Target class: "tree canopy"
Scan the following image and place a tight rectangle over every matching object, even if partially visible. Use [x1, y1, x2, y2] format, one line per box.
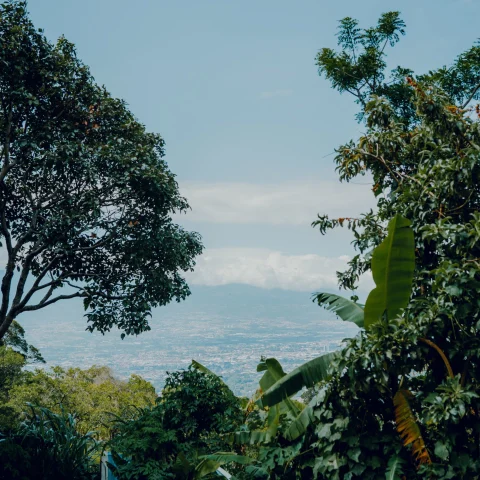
[0, 0, 203, 341]
[3, 365, 157, 438]
[308, 12, 480, 479]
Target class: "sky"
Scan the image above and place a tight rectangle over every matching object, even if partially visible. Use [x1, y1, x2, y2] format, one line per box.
[25, 0, 480, 295]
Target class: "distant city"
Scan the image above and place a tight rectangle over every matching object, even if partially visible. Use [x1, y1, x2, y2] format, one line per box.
[22, 284, 359, 397]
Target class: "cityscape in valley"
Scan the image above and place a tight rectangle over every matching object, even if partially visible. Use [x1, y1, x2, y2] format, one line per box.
[23, 285, 359, 396]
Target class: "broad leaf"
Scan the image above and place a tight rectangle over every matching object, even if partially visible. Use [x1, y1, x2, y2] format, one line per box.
[284, 401, 315, 441]
[257, 353, 335, 408]
[364, 214, 415, 328]
[191, 359, 227, 386]
[257, 358, 300, 417]
[244, 465, 269, 479]
[284, 388, 329, 441]
[314, 292, 364, 328]
[228, 430, 272, 445]
[195, 453, 253, 478]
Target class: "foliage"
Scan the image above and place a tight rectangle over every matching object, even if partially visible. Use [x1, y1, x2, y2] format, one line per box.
[363, 214, 414, 328]
[0, 0, 203, 341]
[212, 214, 415, 477]
[0, 404, 99, 480]
[252, 214, 413, 441]
[1, 320, 44, 364]
[307, 11, 480, 480]
[108, 365, 243, 480]
[0, 345, 26, 429]
[5, 365, 156, 438]
[315, 11, 480, 125]
[312, 293, 364, 327]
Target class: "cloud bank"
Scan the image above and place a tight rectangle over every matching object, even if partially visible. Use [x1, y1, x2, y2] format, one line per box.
[179, 181, 374, 226]
[186, 247, 373, 293]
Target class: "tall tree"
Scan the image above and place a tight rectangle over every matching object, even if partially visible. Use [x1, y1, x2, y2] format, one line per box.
[0, 1, 203, 340]
[305, 12, 480, 479]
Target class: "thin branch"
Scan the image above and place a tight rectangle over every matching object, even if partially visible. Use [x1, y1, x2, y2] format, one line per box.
[22, 292, 84, 312]
[355, 148, 436, 199]
[0, 107, 14, 182]
[15, 254, 64, 311]
[462, 81, 480, 109]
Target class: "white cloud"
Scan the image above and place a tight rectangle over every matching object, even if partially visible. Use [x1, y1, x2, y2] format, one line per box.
[260, 89, 293, 99]
[186, 247, 373, 292]
[178, 181, 375, 226]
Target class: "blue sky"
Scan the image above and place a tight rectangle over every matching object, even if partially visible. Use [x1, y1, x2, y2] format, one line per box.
[27, 0, 480, 294]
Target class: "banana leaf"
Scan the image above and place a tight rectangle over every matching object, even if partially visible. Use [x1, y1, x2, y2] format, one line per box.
[364, 214, 415, 328]
[313, 292, 364, 328]
[195, 453, 253, 479]
[257, 352, 335, 409]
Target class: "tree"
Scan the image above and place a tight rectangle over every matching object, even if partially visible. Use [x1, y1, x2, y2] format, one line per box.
[316, 11, 480, 126]
[108, 364, 243, 479]
[309, 12, 480, 479]
[1, 320, 44, 363]
[0, 0, 203, 341]
[5, 364, 157, 438]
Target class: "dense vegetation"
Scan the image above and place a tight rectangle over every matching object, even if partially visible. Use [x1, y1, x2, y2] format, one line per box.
[1, 3, 480, 480]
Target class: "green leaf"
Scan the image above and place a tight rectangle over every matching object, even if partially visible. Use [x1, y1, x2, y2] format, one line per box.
[385, 455, 404, 480]
[434, 441, 449, 461]
[313, 292, 364, 328]
[266, 404, 280, 438]
[195, 453, 253, 478]
[257, 358, 300, 417]
[284, 400, 315, 441]
[364, 214, 415, 328]
[244, 465, 269, 479]
[257, 353, 335, 409]
[228, 430, 272, 445]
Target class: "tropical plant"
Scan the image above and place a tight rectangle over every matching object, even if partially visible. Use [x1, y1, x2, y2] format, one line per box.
[0, 0, 202, 342]
[0, 404, 99, 480]
[207, 214, 418, 478]
[108, 364, 243, 480]
[255, 214, 414, 430]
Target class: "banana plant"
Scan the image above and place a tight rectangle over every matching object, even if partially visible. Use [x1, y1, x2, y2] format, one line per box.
[256, 214, 415, 438]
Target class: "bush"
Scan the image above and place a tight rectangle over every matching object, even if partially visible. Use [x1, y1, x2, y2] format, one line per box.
[108, 365, 243, 480]
[0, 405, 99, 480]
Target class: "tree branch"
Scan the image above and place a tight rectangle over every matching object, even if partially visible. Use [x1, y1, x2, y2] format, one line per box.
[0, 107, 14, 182]
[462, 80, 480, 109]
[21, 292, 84, 312]
[15, 253, 64, 311]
